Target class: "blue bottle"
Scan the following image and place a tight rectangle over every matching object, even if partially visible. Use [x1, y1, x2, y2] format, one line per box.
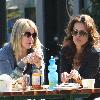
[48, 56, 58, 90]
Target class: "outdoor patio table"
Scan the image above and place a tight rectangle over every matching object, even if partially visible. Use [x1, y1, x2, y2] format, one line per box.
[0, 86, 100, 100]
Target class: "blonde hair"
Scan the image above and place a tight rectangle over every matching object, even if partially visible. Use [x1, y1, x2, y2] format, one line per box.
[10, 18, 42, 61]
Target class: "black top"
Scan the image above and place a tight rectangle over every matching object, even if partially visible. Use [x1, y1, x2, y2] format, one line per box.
[60, 45, 100, 79]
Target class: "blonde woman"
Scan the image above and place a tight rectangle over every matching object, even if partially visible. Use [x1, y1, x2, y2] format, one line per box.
[0, 18, 45, 84]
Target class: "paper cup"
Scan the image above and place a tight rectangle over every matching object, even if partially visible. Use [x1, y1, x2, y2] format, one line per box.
[82, 79, 95, 89]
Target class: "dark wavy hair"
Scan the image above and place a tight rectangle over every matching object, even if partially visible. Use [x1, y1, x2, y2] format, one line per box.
[66, 14, 100, 47]
[63, 14, 100, 65]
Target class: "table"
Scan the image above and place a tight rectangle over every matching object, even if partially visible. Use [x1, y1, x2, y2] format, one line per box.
[0, 87, 100, 100]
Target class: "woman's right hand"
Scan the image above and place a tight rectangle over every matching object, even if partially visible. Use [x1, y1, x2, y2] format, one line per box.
[61, 72, 71, 83]
[21, 52, 42, 68]
[21, 53, 33, 64]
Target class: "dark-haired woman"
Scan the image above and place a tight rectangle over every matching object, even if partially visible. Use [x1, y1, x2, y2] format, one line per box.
[60, 14, 100, 84]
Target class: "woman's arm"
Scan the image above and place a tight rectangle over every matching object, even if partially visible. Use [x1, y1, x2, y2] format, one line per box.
[79, 51, 99, 79]
[11, 51, 45, 80]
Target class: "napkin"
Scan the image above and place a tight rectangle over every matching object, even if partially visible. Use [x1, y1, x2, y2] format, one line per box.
[0, 74, 12, 92]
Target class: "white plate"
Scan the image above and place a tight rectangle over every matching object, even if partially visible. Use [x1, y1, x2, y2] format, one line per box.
[54, 83, 81, 90]
[42, 85, 49, 89]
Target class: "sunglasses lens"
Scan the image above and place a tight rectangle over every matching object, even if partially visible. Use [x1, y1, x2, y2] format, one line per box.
[72, 30, 78, 35]
[24, 32, 37, 38]
[79, 30, 88, 36]
[32, 32, 37, 38]
[24, 32, 31, 37]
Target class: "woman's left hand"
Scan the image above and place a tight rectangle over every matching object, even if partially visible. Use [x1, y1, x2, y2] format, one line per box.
[70, 69, 82, 85]
[70, 69, 80, 80]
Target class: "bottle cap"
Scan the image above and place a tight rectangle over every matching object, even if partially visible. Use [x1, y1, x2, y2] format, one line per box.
[49, 56, 55, 64]
[48, 56, 57, 71]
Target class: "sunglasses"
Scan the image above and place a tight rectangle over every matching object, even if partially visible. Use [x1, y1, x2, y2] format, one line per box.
[23, 32, 37, 38]
[71, 29, 88, 36]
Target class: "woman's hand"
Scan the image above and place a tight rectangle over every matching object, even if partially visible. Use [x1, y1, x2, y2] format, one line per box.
[61, 72, 71, 83]
[21, 51, 42, 68]
[70, 69, 79, 80]
[31, 51, 42, 68]
[70, 69, 82, 85]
